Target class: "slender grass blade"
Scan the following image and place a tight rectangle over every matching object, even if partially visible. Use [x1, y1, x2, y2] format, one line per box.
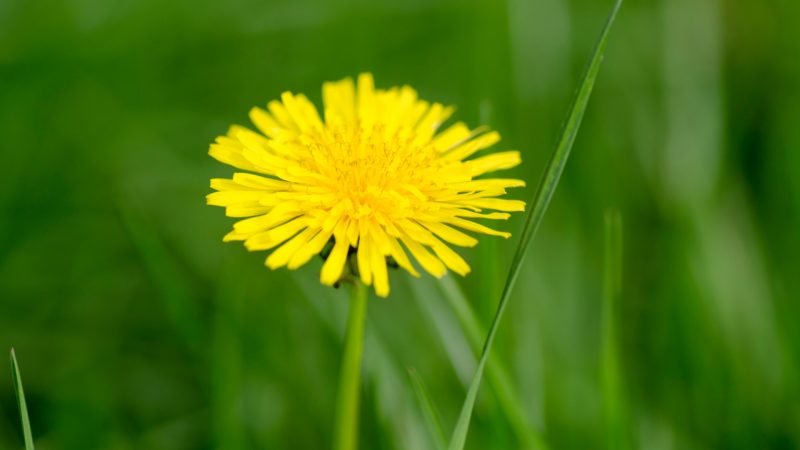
[409, 368, 448, 450]
[438, 277, 546, 450]
[447, 2, 624, 449]
[603, 208, 629, 449]
[10, 349, 35, 450]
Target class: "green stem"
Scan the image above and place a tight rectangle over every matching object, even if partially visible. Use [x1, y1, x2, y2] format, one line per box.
[333, 280, 369, 450]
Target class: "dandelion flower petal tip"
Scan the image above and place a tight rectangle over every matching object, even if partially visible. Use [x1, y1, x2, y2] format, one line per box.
[206, 73, 526, 298]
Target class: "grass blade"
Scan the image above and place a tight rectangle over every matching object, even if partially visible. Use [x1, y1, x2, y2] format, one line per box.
[10, 349, 35, 450]
[602, 209, 628, 449]
[408, 368, 448, 450]
[447, 2, 624, 449]
[438, 277, 546, 450]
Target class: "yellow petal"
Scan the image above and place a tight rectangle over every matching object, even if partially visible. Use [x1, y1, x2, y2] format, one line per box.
[346, 219, 360, 247]
[414, 103, 454, 144]
[226, 205, 271, 218]
[281, 92, 319, 133]
[447, 178, 526, 191]
[371, 222, 419, 277]
[384, 85, 419, 130]
[357, 232, 373, 286]
[431, 241, 471, 276]
[440, 131, 501, 163]
[266, 227, 316, 269]
[323, 77, 356, 122]
[443, 216, 511, 239]
[208, 143, 261, 173]
[320, 229, 350, 286]
[223, 229, 256, 242]
[368, 223, 392, 255]
[433, 122, 472, 151]
[245, 217, 307, 251]
[232, 173, 288, 190]
[401, 234, 446, 278]
[249, 107, 283, 138]
[371, 239, 390, 297]
[458, 198, 526, 212]
[267, 99, 298, 131]
[420, 221, 478, 247]
[397, 219, 437, 246]
[233, 203, 299, 234]
[206, 190, 266, 207]
[465, 151, 521, 176]
[210, 178, 254, 191]
[288, 227, 333, 269]
[450, 210, 511, 220]
[357, 73, 376, 121]
[386, 234, 419, 277]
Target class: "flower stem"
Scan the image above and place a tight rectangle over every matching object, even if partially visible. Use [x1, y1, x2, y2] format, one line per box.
[333, 280, 369, 450]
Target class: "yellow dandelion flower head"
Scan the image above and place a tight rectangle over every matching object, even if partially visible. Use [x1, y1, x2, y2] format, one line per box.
[207, 73, 525, 297]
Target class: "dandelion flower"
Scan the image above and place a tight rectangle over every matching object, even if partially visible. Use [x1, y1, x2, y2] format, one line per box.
[207, 73, 525, 297]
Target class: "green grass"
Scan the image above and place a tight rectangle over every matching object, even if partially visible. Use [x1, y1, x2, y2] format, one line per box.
[1, 0, 799, 448]
[409, 368, 448, 450]
[602, 209, 628, 450]
[10, 349, 35, 450]
[448, 1, 623, 448]
[437, 276, 545, 449]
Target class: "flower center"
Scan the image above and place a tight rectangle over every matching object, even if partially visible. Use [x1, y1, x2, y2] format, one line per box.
[301, 122, 439, 221]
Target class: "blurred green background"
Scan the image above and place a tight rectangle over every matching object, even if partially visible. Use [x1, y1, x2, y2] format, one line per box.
[1, 0, 799, 448]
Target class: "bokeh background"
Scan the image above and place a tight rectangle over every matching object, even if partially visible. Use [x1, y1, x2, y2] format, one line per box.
[2, 0, 799, 448]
